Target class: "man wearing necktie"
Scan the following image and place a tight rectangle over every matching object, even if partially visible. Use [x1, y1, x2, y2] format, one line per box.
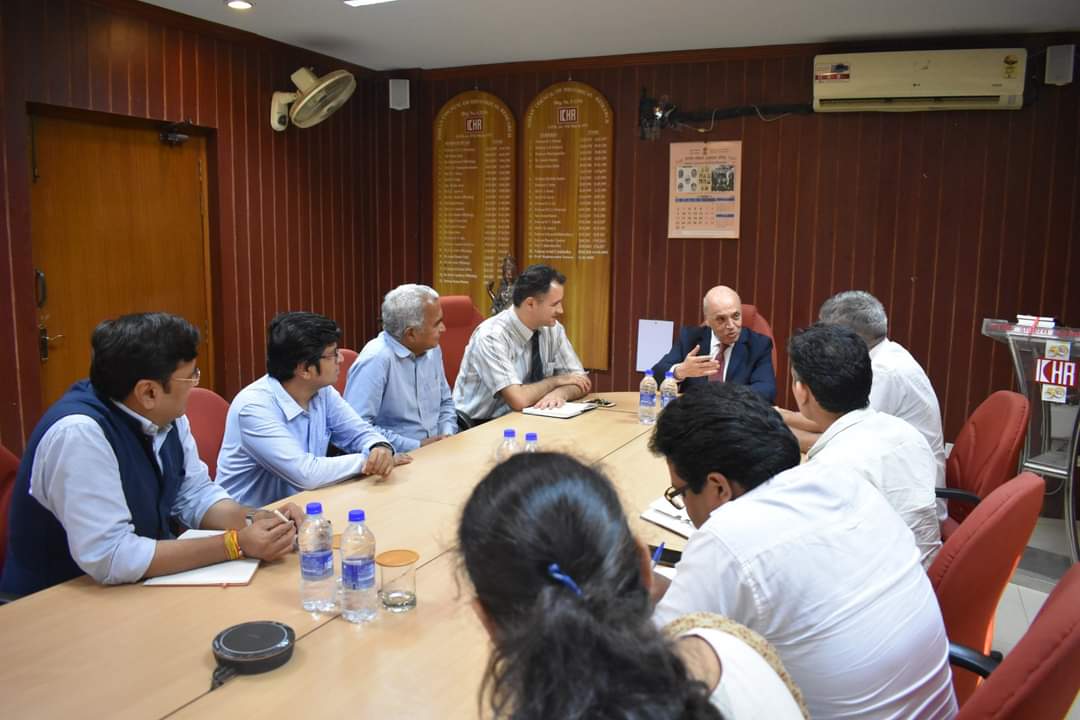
[650, 286, 777, 402]
[453, 264, 591, 427]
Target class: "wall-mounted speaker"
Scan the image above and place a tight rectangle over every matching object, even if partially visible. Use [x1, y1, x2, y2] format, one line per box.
[389, 79, 410, 111]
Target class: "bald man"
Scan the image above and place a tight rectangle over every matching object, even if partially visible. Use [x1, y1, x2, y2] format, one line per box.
[650, 286, 776, 402]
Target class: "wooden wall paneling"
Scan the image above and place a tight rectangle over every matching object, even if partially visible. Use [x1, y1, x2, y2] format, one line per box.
[1045, 88, 1078, 322]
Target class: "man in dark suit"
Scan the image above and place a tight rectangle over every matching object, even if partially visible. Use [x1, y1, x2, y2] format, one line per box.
[651, 285, 776, 402]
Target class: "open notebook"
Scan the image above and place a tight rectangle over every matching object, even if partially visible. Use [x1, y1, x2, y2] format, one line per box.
[143, 529, 260, 587]
[640, 497, 695, 539]
[522, 401, 598, 419]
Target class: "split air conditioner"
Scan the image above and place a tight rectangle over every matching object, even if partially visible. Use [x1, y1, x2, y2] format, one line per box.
[813, 49, 1027, 112]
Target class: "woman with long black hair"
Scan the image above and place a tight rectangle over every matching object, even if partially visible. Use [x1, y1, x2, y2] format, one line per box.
[458, 452, 806, 720]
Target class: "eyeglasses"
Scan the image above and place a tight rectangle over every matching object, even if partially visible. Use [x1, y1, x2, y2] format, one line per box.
[172, 367, 201, 387]
[319, 348, 343, 363]
[664, 484, 687, 510]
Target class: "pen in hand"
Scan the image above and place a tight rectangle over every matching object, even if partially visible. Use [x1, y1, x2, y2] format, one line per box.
[651, 542, 665, 569]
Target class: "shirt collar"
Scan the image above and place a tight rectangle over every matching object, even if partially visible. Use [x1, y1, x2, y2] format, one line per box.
[111, 399, 170, 436]
[807, 406, 876, 459]
[382, 331, 415, 359]
[265, 375, 307, 421]
[506, 308, 534, 346]
[867, 337, 890, 359]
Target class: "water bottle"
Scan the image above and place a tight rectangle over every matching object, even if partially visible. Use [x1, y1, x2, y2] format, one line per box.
[298, 502, 336, 612]
[660, 370, 679, 410]
[639, 370, 658, 425]
[494, 428, 522, 461]
[523, 432, 540, 453]
[340, 509, 378, 624]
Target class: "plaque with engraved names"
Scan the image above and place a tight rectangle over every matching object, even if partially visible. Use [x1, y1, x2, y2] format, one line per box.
[523, 81, 613, 370]
[433, 91, 515, 315]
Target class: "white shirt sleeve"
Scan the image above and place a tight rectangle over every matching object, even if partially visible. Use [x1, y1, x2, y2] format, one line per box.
[29, 416, 157, 585]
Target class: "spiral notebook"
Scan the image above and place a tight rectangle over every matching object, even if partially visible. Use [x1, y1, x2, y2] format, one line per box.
[143, 529, 260, 587]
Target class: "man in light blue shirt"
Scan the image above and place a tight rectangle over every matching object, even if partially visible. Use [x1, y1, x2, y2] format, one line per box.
[344, 284, 457, 452]
[217, 312, 407, 507]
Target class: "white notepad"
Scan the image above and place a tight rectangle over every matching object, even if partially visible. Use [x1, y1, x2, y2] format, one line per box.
[640, 497, 695, 539]
[143, 529, 260, 587]
[522, 401, 598, 419]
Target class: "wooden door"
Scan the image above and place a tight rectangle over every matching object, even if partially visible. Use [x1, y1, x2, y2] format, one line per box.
[30, 114, 214, 408]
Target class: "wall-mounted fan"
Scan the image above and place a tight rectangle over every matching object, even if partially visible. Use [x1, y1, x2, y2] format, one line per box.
[270, 67, 356, 131]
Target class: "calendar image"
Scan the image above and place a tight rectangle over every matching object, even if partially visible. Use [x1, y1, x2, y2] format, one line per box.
[668, 142, 742, 239]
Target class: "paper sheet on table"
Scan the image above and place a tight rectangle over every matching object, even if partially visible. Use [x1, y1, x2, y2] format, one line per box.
[640, 497, 694, 539]
[143, 529, 260, 586]
[522, 401, 597, 419]
[636, 319, 674, 371]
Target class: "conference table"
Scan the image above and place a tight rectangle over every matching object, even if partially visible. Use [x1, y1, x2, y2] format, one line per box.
[0, 392, 683, 719]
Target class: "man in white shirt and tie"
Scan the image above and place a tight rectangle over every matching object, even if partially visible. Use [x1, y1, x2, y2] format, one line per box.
[650, 285, 776, 402]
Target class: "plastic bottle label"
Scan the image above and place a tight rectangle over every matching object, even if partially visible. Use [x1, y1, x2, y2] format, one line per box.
[300, 549, 333, 580]
[639, 391, 656, 407]
[342, 557, 376, 590]
[661, 392, 676, 409]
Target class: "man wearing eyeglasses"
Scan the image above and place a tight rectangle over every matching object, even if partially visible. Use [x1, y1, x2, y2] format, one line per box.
[217, 311, 407, 507]
[648, 383, 957, 719]
[1, 313, 301, 597]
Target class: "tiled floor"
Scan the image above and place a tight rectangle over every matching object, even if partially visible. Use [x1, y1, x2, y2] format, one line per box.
[992, 517, 1080, 718]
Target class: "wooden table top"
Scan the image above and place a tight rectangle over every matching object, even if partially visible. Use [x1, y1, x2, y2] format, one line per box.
[0, 392, 685, 719]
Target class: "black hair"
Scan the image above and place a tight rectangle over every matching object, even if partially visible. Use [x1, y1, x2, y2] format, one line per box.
[512, 264, 566, 307]
[649, 383, 799, 494]
[787, 323, 872, 415]
[89, 312, 200, 400]
[265, 311, 341, 381]
[459, 452, 723, 720]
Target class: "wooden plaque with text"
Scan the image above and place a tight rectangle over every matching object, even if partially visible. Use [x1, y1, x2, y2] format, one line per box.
[433, 91, 515, 314]
[523, 81, 613, 370]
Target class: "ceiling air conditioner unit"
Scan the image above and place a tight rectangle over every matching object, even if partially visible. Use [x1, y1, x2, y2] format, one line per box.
[813, 49, 1026, 113]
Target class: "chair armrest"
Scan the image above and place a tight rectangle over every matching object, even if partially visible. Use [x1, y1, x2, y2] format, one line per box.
[936, 487, 982, 505]
[949, 641, 1001, 678]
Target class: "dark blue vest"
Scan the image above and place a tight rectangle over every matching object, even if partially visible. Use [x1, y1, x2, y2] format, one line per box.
[1, 380, 185, 596]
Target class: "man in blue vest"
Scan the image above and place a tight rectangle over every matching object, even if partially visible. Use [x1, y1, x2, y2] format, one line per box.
[651, 285, 776, 402]
[1, 313, 300, 597]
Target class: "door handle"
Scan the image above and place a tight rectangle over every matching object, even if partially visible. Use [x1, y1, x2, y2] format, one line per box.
[34, 268, 47, 308]
[38, 326, 64, 362]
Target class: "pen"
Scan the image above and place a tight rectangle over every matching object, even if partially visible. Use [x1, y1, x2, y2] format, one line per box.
[272, 509, 291, 525]
[651, 542, 665, 569]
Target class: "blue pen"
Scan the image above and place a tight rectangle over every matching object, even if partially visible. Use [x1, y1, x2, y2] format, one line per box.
[651, 542, 665, 569]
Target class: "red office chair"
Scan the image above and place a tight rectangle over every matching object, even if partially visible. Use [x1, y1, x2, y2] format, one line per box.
[334, 348, 359, 396]
[952, 563, 1080, 719]
[0, 444, 19, 575]
[939, 391, 1030, 540]
[438, 295, 483, 389]
[185, 388, 230, 480]
[929, 472, 1044, 705]
[741, 303, 778, 373]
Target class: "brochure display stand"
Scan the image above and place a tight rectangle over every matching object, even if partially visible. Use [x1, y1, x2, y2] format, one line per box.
[982, 319, 1080, 564]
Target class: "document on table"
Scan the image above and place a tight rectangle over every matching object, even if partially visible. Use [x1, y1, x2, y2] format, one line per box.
[522, 401, 598, 419]
[143, 529, 260, 586]
[640, 497, 695, 539]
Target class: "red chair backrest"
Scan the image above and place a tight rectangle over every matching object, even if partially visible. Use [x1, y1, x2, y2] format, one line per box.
[334, 348, 359, 396]
[929, 472, 1044, 706]
[185, 388, 230, 480]
[957, 562, 1080, 719]
[0, 444, 19, 574]
[741, 303, 778, 372]
[946, 390, 1029, 525]
[438, 295, 483, 389]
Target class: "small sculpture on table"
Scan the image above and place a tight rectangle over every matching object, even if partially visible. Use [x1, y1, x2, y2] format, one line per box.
[485, 254, 517, 316]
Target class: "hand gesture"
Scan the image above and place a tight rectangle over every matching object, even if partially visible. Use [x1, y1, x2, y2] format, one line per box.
[677, 344, 720, 379]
